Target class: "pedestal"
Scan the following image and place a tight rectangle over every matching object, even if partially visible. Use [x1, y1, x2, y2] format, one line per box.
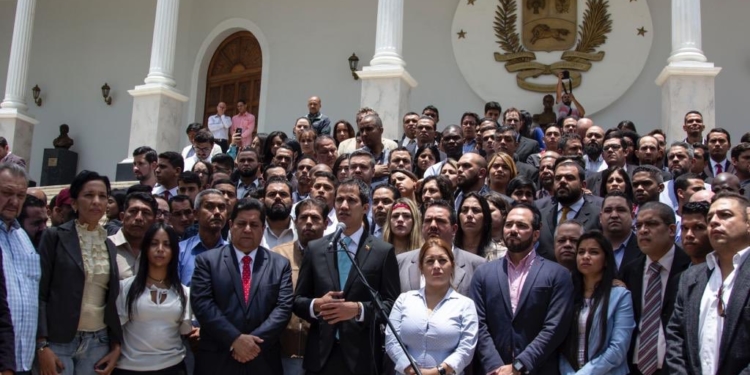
[115, 159, 136, 182]
[0, 109, 37, 168]
[358, 68, 417, 140]
[41, 148, 78, 186]
[656, 63, 721, 144]
[127, 85, 188, 156]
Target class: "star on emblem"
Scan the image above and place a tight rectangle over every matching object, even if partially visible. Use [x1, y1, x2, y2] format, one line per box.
[457, 29, 467, 39]
[637, 27, 647, 36]
[467, 0, 476, 5]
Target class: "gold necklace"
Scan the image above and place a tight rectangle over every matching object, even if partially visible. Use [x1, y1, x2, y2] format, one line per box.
[148, 275, 166, 284]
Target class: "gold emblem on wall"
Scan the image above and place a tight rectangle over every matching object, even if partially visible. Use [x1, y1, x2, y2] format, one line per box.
[494, 0, 612, 92]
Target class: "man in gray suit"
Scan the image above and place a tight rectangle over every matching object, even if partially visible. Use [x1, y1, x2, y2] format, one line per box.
[667, 192, 750, 375]
[396, 200, 485, 296]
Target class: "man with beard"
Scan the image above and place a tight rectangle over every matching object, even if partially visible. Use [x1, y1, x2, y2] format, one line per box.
[636, 136, 672, 181]
[455, 152, 489, 210]
[555, 72, 585, 119]
[19, 194, 47, 248]
[601, 192, 641, 271]
[553, 220, 583, 271]
[294, 156, 317, 202]
[314, 135, 338, 169]
[371, 185, 400, 238]
[537, 153, 559, 199]
[583, 125, 607, 177]
[179, 189, 229, 286]
[423, 125, 463, 178]
[494, 125, 539, 182]
[659, 142, 710, 212]
[397, 200, 485, 296]
[619, 202, 690, 375]
[535, 160, 602, 261]
[108, 192, 157, 279]
[586, 132, 629, 194]
[273, 198, 328, 375]
[679, 201, 712, 265]
[471, 202, 574, 375]
[132, 146, 158, 187]
[261, 176, 296, 250]
[236, 147, 262, 199]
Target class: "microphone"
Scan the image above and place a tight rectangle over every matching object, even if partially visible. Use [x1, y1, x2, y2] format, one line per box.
[327, 222, 347, 250]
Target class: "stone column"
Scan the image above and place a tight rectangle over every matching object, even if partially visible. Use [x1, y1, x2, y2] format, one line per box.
[119, 0, 187, 180]
[0, 0, 39, 168]
[657, 0, 720, 144]
[358, 0, 417, 140]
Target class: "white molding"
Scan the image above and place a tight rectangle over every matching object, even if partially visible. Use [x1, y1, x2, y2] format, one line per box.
[0, 108, 39, 125]
[357, 67, 418, 88]
[187, 18, 270, 133]
[655, 64, 722, 86]
[129, 84, 189, 102]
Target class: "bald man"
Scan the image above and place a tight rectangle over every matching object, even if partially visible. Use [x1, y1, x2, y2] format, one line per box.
[306, 96, 331, 135]
[576, 118, 593, 139]
[711, 172, 744, 195]
[27, 188, 47, 203]
[455, 152, 489, 210]
[689, 189, 715, 203]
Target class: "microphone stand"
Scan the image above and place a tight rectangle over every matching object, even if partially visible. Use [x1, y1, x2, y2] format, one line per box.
[337, 238, 423, 375]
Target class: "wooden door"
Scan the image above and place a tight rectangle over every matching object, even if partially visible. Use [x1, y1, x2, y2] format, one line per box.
[203, 31, 263, 126]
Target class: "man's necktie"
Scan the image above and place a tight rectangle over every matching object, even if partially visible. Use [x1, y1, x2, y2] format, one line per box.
[638, 262, 663, 375]
[242, 255, 252, 304]
[716, 163, 723, 175]
[561, 206, 571, 222]
[337, 237, 353, 289]
[163, 190, 171, 201]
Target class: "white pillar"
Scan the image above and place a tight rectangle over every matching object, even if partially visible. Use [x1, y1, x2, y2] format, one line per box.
[1, 0, 36, 111]
[668, 0, 707, 64]
[143, 0, 180, 87]
[369, 0, 405, 68]
[359, 0, 416, 140]
[657, 0, 720, 144]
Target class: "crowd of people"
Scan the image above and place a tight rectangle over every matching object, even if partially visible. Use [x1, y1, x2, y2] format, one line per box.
[0, 94, 750, 375]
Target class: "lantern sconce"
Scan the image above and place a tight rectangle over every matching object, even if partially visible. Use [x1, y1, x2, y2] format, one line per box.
[101, 83, 112, 105]
[348, 53, 360, 80]
[32, 85, 42, 106]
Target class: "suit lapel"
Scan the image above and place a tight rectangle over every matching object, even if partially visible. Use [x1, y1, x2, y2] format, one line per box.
[453, 249, 467, 291]
[545, 201, 557, 230]
[325, 234, 341, 290]
[247, 248, 270, 311]
[574, 198, 594, 227]
[223, 246, 247, 309]
[408, 254, 421, 290]
[684, 266, 710, 374]
[497, 259, 513, 317]
[59, 222, 84, 273]
[513, 256, 541, 319]
[344, 235, 373, 294]
[719, 255, 750, 366]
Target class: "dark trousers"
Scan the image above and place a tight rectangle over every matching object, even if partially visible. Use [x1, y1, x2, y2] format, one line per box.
[113, 362, 186, 375]
[307, 343, 356, 375]
[217, 139, 229, 153]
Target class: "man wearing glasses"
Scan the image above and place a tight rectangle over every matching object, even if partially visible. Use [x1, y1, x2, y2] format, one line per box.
[666, 193, 750, 375]
[184, 130, 216, 171]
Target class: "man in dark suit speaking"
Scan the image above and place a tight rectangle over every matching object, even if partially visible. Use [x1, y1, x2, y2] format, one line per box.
[191, 198, 294, 375]
[294, 178, 400, 375]
[470, 203, 574, 375]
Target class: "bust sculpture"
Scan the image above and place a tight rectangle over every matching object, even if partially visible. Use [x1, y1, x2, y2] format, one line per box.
[532, 94, 557, 126]
[53, 124, 74, 149]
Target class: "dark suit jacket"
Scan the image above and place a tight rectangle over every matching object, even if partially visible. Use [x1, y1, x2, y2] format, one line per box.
[535, 195, 603, 261]
[191, 245, 293, 375]
[470, 255, 574, 374]
[703, 159, 735, 179]
[397, 247, 485, 296]
[619, 234, 642, 272]
[0, 248, 15, 373]
[618, 246, 690, 375]
[37, 220, 122, 343]
[293, 232, 400, 374]
[515, 137, 540, 166]
[514, 159, 540, 184]
[666, 255, 750, 375]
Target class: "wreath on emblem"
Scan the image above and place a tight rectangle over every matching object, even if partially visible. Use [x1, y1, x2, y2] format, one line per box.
[494, 0, 612, 92]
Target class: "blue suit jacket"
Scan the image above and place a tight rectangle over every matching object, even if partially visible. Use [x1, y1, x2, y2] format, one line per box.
[190, 245, 293, 375]
[470, 254, 574, 375]
[559, 286, 635, 375]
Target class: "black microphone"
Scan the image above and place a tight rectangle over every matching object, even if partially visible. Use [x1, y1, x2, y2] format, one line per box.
[327, 222, 347, 250]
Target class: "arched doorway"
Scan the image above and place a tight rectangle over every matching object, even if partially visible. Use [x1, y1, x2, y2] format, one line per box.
[203, 31, 262, 125]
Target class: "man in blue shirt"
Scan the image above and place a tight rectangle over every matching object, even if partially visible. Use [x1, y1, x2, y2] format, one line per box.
[0, 162, 40, 375]
[179, 189, 228, 286]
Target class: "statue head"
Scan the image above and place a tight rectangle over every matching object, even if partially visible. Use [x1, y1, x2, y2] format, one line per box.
[60, 124, 69, 135]
[543, 94, 554, 109]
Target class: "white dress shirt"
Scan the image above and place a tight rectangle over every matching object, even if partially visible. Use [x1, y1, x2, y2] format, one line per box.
[260, 219, 297, 251]
[207, 114, 233, 140]
[556, 196, 585, 223]
[234, 247, 258, 276]
[633, 246, 676, 369]
[583, 154, 608, 177]
[699, 247, 750, 375]
[709, 158, 729, 175]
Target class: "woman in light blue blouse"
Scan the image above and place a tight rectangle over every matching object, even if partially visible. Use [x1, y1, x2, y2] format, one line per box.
[559, 231, 635, 375]
[386, 238, 478, 375]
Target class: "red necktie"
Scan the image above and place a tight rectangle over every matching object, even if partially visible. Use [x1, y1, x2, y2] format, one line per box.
[242, 255, 252, 303]
[716, 163, 723, 174]
[163, 190, 171, 201]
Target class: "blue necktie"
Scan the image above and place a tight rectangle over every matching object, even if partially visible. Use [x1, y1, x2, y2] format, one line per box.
[337, 236, 353, 290]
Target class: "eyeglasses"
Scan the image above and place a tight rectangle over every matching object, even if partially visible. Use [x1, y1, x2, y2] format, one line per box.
[718, 284, 726, 318]
[603, 144, 622, 151]
[156, 210, 171, 218]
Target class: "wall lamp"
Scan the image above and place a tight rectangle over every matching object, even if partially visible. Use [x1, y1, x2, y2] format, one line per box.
[32, 85, 42, 106]
[348, 53, 359, 80]
[101, 83, 112, 105]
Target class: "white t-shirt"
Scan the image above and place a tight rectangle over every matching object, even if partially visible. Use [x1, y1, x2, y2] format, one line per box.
[116, 277, 192, 371]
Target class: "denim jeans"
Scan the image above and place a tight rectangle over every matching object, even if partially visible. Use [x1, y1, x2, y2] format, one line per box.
[281, 357, 304, 375]
[46, 329, 111, 375]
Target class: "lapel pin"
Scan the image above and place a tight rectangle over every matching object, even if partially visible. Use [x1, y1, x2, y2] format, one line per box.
[365, 244, 371, 252]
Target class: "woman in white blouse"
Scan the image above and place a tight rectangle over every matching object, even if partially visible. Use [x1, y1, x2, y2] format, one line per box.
[115, 223, 191, 375]
[386, 238, 478, 375]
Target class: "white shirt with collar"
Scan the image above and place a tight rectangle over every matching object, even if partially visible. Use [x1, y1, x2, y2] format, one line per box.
[583, 154, 608, 177]
[152, 184, 178, 199]
[633, 245, 676, 370]
[699, 247, 750, 375]
[556, 196, 585, 223]
[401, 136, 416, 147]
[207, 114, 233, 140]
[308, 225, 366, 321]
[233, 247, 258, 277]
[710, 158, 729, 175]
[181, 143, 222, 160]
[260, 219, 297, 251]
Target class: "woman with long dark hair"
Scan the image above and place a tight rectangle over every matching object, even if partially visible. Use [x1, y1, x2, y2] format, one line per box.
[414, 145, 441, 179]
[454, 192, 493, 258]
[262, 131, 288, 164]
[333, 120, 355, 147]
[560, 231, 635, 375]
[191, 161, 213, 190]
[115, 224, 190, 375]
[599, 167, 635, 203]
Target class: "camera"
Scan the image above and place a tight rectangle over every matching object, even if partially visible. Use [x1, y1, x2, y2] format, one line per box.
[562, 70, 570, 80]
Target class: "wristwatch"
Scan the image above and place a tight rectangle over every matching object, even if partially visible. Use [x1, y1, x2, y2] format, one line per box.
[36, 340, 49, 352]
[436, 364, 447, 375]
[513, 359, 526, 374]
